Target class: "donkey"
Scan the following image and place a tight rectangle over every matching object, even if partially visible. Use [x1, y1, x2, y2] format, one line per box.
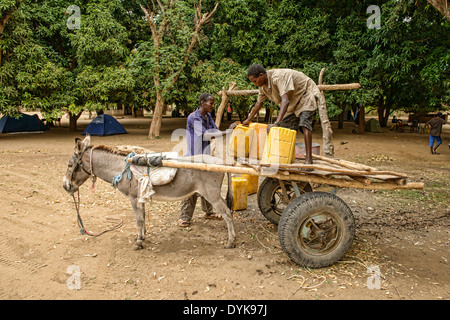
[63, 134, 236, 250]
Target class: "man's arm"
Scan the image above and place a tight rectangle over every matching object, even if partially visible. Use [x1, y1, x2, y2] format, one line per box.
[229, 100, 265, 129]
[267, 94, 289, 130]
[274, 94, 289, 124]
[242, 100, 264, 126]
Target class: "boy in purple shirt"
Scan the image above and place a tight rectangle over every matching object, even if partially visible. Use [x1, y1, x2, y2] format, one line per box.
[179, 93, 232, 227]
[186, 98, 219, 156]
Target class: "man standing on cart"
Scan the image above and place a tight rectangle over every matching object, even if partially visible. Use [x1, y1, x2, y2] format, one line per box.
[236, 64, 321, 165]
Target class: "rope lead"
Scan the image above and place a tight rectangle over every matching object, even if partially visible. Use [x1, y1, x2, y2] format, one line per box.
[72, 190, 122, 237]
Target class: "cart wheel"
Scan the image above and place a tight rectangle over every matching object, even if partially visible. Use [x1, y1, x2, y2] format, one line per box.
[278, 192, 355, 268]
[257, 178, 312, 225]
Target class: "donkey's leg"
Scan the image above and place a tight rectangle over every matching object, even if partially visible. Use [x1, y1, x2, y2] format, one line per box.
[130, 197, 146, 250]
[207, 196, 236, 249]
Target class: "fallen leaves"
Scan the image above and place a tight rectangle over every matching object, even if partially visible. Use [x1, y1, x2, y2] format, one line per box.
[369, 154, 396, 162]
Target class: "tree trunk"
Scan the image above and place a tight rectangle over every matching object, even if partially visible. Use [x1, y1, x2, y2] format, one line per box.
[427, 0, 450, 22]
[358, 105, 365, 134]
[377, 97, 390, 127]
[264, 107, 274, 123]
[69, 111, 82, 131]
[141, 2, 219, 140]
[148, 90, 164, 138]
[0, 11, 13, 68]
[337, 103, 345, 129]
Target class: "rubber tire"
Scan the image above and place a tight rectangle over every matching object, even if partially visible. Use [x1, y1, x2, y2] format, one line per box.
[257, 177, 312, 225]
[278, 192, 355, 268]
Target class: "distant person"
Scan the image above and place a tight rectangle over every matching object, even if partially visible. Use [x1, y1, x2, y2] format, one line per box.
[227, 102, 232, 121]
[390, 115, 403, 132]
[426, 112, 446, 154]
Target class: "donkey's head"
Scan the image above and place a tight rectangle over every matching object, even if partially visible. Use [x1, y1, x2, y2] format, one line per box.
[63, 134, 92, 195]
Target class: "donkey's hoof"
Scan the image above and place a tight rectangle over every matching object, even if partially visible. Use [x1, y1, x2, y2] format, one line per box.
[224, 243, 235, 249]
[133, 241, 144, 251]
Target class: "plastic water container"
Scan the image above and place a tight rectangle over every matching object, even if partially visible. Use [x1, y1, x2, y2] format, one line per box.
[231, 177, 248, 211]
[248, 123, 268, 160]
[229, 125, 255, 158]
[261, 127, 297, 164]
[240, 174, 259, 195]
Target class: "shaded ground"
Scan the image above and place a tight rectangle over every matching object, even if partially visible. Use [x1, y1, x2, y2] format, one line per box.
[0, 113, 448, 300]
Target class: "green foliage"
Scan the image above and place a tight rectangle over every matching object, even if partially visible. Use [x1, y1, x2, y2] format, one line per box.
[0, 0, 135, 122]
[189, 58, 258, 118]
[0, 0, 448, 126]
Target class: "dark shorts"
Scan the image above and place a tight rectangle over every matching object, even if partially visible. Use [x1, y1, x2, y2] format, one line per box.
[279, 111, 315, 133]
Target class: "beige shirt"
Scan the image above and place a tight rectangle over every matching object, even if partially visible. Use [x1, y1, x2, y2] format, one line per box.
[257, 69, 320, 117]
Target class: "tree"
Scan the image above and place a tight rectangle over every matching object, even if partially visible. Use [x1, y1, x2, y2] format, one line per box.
[138, 0, 218, 138]
[67, 0, 135, 129]
[1, 0, 447, 134]
[0, 0, 71, 119]
[427, 0, 450, 22]
[189, 58, 258, 120]
[0, 0, 136, 130]
[360, 0, 449, 126]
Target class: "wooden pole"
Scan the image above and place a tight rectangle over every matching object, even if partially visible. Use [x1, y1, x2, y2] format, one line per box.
[317, 67, 334, 158]
[266, 162, 407, 178]
[156, 160, 423, 190]
[219, 83, 361, 97]
[215, 82, 236, 128]
[127, 156, 423, 190]
[312, 154, 382, 172]
[318, 83, 361, 91]
[212, 82, 236, 157]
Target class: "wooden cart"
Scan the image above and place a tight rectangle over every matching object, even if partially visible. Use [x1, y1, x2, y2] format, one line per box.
[130, 153, 424, 268]
[129, 71, 424, 268]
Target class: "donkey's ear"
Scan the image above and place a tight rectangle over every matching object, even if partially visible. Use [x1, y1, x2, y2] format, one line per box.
[75, 138, 82, 151]
[82, 133, 91, 147]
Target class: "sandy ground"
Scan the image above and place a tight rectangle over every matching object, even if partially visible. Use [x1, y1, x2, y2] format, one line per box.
[0, 113, 448, 300]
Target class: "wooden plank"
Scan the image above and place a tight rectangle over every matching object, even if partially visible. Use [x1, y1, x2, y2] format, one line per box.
[127, 155, 423, 190]
[215, 82, 236, 128]
[219, 83, 361, 96]
[254, 160, 407, 178]
[318, 67, 334, 157]
[311, 154, 408, 176]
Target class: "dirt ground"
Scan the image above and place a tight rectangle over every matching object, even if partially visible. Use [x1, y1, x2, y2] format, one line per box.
[0, 113, 448, 301]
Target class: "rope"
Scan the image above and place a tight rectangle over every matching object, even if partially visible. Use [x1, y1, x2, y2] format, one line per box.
[112, 152, 135, 187]
[72, 190, 123, 237]
[69, 147, 125, 237]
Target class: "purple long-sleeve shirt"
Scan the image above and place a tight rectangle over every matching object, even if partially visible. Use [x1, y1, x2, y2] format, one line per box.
[186, 108, 219, 156]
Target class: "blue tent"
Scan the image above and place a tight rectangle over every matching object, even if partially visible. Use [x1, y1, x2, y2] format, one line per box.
[0, 113, 48, 133]
[82, 114, 127, 136]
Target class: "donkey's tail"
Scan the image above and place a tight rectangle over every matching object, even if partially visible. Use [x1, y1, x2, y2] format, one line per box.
[226, 173, 233, 211]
